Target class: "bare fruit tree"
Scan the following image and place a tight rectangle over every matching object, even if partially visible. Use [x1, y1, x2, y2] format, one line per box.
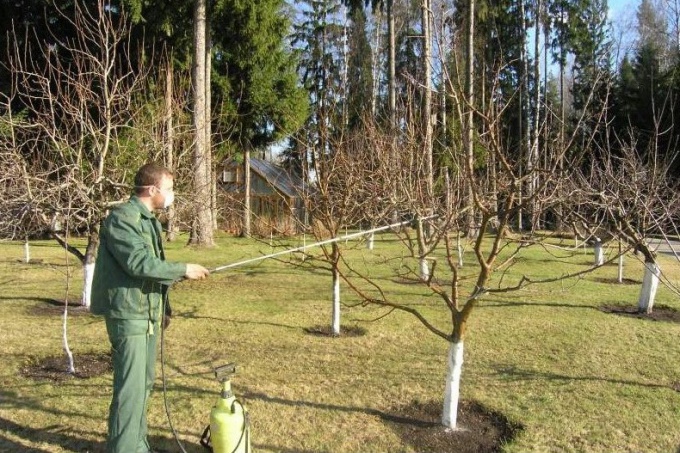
[568, 139, 680, 313]
[0, 0, 151, 306]
[297, 123, 399, 336]
[297, 63, 619, 430]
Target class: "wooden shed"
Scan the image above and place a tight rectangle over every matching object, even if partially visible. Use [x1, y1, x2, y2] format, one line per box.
[217, 157, 305, 236]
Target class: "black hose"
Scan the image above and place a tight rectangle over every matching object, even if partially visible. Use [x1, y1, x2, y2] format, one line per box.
[229, 399, 250, 453]
[160, 295, 249, 453]
[160, 296, 190, 453]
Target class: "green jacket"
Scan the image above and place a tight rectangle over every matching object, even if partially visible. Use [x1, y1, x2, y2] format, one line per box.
[90, 196, 186, 321]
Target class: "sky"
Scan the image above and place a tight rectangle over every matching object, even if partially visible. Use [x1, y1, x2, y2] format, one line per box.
[608, 0, 642, 61]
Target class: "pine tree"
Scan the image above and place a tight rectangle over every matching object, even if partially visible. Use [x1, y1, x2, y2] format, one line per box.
[290, 0, 345, 175]
[346, 6, 374, 130]
[211, 0, 308, 236]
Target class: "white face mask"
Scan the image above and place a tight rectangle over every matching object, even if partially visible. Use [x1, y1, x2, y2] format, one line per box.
[162, 190, 175, 209]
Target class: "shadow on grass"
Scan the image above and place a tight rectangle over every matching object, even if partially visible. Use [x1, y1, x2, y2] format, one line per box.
[253, 445, 323, 453]
[0, 415, 104, 453]
[0, 415, 211, 453]
[492, 365, 671, 390]
[0, 389, 207, 453]
[0, 296, 56, 303]
[480, 300, 600, 311]
[179, 312, 303, 331]
[241, 388, 439, 427]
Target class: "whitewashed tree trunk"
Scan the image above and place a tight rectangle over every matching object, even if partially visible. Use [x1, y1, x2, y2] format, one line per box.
[63, 307, 75, 373]
[63, 248, 75, 374]
[593, 239, 604, 266]
[419, 258, 429, 280]
[332, 266, 340, 335]
[366, 232, 374, 250]
[457, 241, 464, 268]
[442, 340, 464, 429]
[638, 262, 660, 314]
[81, 262, 95, 307]
[24, 240, 30, 263]
[617, 254, 624, 283]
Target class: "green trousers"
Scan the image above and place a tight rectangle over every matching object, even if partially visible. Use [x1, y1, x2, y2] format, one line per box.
[105, 318, 158, 453]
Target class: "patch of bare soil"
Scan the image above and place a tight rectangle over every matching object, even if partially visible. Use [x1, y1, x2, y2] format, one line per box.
[600, 304, 680, 323]
[303, 324, 367, 337]
[26, 298, 91, 317]
[20, 352, 111, 381]
[387, 399, 522, 453]
[15, 258, 44, 264]
[594, 277, 641, 285]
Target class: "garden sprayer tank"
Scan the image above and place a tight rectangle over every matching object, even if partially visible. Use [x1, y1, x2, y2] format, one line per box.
[201, 363, 250, 453]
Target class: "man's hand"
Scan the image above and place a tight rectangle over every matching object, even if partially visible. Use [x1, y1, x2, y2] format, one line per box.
[185, 264, 210, 280]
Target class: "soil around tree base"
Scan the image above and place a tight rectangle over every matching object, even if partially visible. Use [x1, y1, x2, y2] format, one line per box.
[303, 324, 367, 337]
[600, 304, 680, 323]
[387, 399, 522, 453]
[26, 297, 91, 317]
[20, 352, 111, 381]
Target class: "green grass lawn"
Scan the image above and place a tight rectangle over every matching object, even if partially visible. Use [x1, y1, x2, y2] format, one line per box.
[1, 232, 679, 452]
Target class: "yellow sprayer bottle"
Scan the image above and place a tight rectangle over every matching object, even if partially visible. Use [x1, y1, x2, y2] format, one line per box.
[204, 363, 250, 453]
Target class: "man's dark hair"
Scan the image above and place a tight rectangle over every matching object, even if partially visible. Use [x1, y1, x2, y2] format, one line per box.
[134, 163, 172, 195]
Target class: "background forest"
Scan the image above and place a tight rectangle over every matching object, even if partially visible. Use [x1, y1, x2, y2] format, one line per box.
[0, 0, 678, 245]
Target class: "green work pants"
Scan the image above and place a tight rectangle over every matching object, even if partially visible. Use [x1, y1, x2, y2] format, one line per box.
[105, 318, 158, 453]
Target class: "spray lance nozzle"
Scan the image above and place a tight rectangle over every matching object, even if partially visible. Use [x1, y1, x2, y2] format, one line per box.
[214, 363, 237, 400]
[214, 363, 237, 382]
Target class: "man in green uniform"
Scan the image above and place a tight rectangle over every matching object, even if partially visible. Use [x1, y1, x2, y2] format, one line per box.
[91, 163, 210, 453]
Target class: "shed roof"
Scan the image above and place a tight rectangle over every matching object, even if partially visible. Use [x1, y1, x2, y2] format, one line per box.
[225, 157, 302, 199]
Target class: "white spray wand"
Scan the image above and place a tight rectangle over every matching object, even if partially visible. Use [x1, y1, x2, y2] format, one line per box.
[207, 215, 437, 274]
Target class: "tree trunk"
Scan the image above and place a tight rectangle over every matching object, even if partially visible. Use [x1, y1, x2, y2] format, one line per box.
[82, 261, 95, 308]
[442, 339, 464, 428]
[191, 0, 214, 246]
[24, 239, 30, 263]
[638, 261, 660, 314]
[530, 0, 542, 228]
[593, 239, 604, 266]
[206, 22, 216, 230]
[63, 307, 75, 373]
[366, 232, 374, 250]
[518, 0, 530, 231]
[332, 243, 341, 335]
[386, 0, 398, 223]
[417, 217, 430, 279]
[371, 8, 382, 116]
[419, 257, 430, 280]
[421, 0, 433, 201]
[81, 228, 99, 307]
[61, 226, 76, 373]
[457, 237, 464, 268]
[387, 0, 396, 128]
[164, 56, 177, 242]
[464, 0, 476, 238]
[242, 145, 252, 237]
